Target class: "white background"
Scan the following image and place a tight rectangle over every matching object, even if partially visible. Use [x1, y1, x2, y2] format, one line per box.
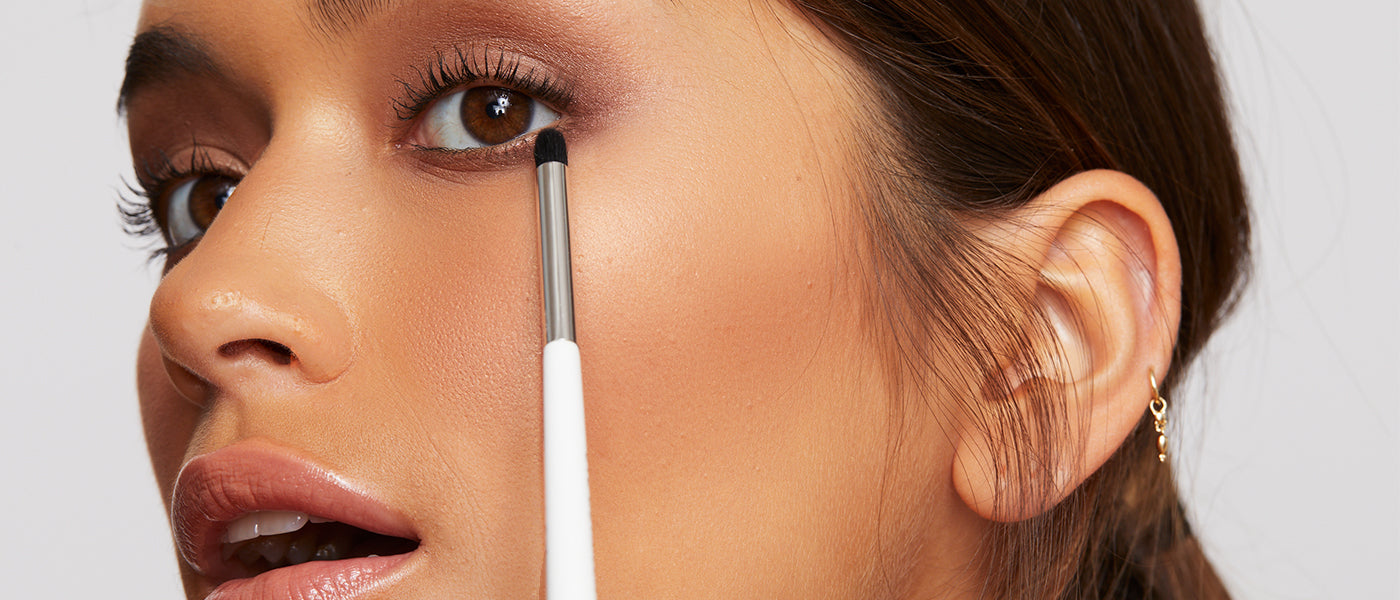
[1, 1, 1395, 598]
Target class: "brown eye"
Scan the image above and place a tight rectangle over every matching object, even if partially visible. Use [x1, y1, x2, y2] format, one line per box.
[161, 175, 237, 246]
[415, 86, 560, 150]
[460, 88, 532, 145]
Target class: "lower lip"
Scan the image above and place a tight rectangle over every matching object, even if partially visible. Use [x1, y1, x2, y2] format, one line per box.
[204, 552, 413, 600]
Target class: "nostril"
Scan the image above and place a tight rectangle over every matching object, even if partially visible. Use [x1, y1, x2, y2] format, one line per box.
[219, 339, 296, 366]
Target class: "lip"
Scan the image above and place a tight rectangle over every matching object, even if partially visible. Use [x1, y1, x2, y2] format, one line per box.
[172, 440, 419, 598]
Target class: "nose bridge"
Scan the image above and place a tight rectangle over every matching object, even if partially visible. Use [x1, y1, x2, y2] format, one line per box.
[148, 120, 364, 401]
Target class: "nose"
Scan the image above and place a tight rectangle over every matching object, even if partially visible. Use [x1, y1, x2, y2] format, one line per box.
[148, 240, 354, 405]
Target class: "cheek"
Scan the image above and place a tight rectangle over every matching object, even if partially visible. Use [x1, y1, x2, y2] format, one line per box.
[554, 112, 901, 591]
[137, 326, 200, 503]
[578, 162, 841, 421]
[560, 55, 872, 467]
[570, 120, 837, 404]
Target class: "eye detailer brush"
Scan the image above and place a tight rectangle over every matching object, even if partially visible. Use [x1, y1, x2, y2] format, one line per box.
[534, 128, 598, 600]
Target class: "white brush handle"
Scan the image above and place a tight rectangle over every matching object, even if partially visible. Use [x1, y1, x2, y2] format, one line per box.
[543, 339, 597, 600]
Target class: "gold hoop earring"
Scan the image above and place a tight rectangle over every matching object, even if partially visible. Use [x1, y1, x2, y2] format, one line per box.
[1149, 370, 1169, 463]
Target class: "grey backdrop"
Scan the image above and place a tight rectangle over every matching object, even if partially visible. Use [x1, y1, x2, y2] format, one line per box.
[2, 1, 1395, 598]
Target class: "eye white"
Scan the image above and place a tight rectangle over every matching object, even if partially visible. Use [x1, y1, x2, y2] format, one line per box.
[164, 178, 203, 247]
[419, 88, 560, 150]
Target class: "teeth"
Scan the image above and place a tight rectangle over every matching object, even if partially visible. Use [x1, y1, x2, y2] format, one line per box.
[224, 511, 311, 543]
[218, 517, 380, 572]
[313, 528, 353, 562]
[286, 530, 316, 566]
[250, 537, 287, 565]
[313, 543, 342, 561]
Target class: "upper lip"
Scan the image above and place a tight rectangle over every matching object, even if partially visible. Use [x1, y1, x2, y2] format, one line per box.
[171, 440, 418, 581]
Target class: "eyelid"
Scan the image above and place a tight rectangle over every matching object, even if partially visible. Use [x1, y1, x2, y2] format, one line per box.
[134, 145, 247, 243]
[389, 45, 574, 173]
[391, 44, 576, 124]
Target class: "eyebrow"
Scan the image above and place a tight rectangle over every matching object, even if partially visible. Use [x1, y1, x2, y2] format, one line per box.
[116, 25, 220, 114]
[305, 0, 397, 39]
[118, 0, 402, 113]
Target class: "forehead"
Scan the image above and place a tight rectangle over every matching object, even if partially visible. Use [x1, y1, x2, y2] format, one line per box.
[132, 0, 670, 72]
[127, 0, 779, 98]
[124, 0, 671, 113]
[135, 0, 687, 43]
[138, 0, 400, 39]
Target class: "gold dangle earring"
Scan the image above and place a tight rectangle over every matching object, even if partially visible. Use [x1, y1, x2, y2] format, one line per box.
[1149, 370, 1169, 463]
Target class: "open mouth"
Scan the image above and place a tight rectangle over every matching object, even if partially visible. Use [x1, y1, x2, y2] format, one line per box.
[219, 510, 420, 577]
[172, 441, 423, 598]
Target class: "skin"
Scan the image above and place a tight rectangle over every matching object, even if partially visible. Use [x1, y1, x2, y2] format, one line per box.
[127, 0, 1182, 598]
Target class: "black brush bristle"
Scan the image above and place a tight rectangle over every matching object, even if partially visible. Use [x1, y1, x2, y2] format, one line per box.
[533, 129, 567, 167]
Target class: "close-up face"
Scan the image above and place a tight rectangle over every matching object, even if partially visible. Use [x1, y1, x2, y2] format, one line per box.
[126, 0, 977, 597]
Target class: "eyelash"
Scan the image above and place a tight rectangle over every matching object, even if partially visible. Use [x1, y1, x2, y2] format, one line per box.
[120, 45, 575, 259]
[393, 44, 575, 124]
[120, 147, 235, 262]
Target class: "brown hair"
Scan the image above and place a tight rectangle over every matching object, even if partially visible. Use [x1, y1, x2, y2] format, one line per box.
[788, 1, 1248, 598]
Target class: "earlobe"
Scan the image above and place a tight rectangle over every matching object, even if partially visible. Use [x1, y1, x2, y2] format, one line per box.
[951, 170, 1182, 522]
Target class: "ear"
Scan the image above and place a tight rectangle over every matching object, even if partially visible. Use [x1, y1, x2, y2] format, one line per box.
[951, 170, 1182, 522]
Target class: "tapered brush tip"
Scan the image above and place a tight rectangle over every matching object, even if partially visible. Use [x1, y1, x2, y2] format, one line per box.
[534, 129, 568, 166]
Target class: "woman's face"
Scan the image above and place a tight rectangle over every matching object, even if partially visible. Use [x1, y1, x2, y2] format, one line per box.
[128, 0, 975, 597]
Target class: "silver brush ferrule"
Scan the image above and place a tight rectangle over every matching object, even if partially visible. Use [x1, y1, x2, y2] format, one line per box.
[538, 161, 574, 342]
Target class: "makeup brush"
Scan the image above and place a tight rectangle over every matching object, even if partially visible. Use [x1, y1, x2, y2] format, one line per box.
[535, 128, 597, 600]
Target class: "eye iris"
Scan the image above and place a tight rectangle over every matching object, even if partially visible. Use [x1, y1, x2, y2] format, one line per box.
[460, 87, 533, 145]
[188, 176, 235, 230]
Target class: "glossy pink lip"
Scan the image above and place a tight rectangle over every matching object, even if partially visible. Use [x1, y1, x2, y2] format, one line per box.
[171, 440, 419, 597]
